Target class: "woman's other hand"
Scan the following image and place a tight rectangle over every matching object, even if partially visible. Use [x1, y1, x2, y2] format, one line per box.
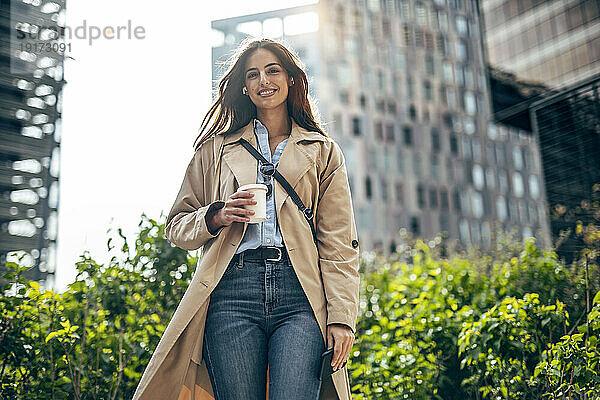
[206, 189, 257, 233]
[326, 323, 355, 371]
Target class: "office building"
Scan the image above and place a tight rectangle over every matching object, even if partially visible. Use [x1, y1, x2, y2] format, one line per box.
[211, 0, 552, 254]
[0, 0, 65, 287]
[481, 0, 600, 265]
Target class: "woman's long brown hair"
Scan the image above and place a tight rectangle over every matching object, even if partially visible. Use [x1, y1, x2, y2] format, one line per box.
[193, 37, 327, 151]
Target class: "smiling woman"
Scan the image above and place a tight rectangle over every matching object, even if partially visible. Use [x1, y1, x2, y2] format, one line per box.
[132, 37, 360, 400]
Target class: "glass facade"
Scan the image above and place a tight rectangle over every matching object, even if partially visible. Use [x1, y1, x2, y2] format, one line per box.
[211, 0, 552, 254]
[482, 0, 599, 89]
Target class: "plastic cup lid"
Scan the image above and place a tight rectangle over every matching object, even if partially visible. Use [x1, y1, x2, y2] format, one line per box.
[239, 183, 268, 192]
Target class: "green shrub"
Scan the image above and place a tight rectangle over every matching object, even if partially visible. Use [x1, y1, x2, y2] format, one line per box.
[1, 216, 598, 399]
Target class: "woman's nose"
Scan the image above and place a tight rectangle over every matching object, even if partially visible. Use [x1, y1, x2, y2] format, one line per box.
[259, 72, 270, 85]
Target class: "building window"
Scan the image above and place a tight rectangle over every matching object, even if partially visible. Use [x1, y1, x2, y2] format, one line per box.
[455, 15, 467, 36]
[395, 182, 403, 203]
[425, 54, 435, 75]
[381, 178, 388, 200]
[431, 128, 441, 152]
[472, 164, 484, 190]
[415, 2, 428, 26]
[352, 10, 362, 31]
[485, 167, 495, 190]
[512, 172, 524, 197]
[440, 189, 449, 210]
[528, 203, 537, 224]
[367, 0, 380, 12]
[432, 155, 441, 180]
[395, 52, 407, 70]
[414, 153, 423, 178]
[429, 187, 438, 208]
[365, 176, 372, 200]
[472, 137, 481, 161]
[450, 134, 458, 155]
[383, 147, 391, 170]
[461, 136, 471, 159]
[411, 216, 420, 236]
[499, 170, 508, 193]
[459, 218, 470, 243]
[456, 39, 467, 61]
[496, 143, 505, 166]
[387, 101, 397, 114]
[409, 105, 417, 120]
[339, 90, 349, 104]
[385, 123, 395, 142]
[464, 67, 474, 88]
[402, 23, 412, 46]
[470, 220, 480, 244]
[482, 221, 491, 248]
[486, 142, 495, 164]
[524, 147, 533, 169]
[359, 94, 366, 109]
[374, 121, 383, 140]
[460, 191, 470, 215]
[335, 5, 345, 26]
[471, 191, 483, 218]
[513, 145, 523, 170]
[399, 0, 410, 19]
[496, 195, 507, 221]
[376, 99, 385, 112]
[424, 80, 433, 101]
[443, 61, 453, 83]
[464, 91, 476, 115]
[455, 65, 464, 86]
[509, 198, 518, 222]
[397, 150, 406, 172]
[440, 213, 449, 234]
[529, 175, 540, 199]
[446, 87, 456, 109]
[437, 10, 448, 32]
[454, 189, 461, 212]
[352, 117, 361, 136]
[417, 184, 425, 208]
[377, 70, 385, 91]
[407, 75, 414, 97]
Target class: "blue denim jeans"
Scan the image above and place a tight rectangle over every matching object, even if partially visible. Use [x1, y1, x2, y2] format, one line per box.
[203, 248, 326, 400]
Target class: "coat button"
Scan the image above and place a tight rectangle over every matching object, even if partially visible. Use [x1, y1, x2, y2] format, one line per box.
[352, 239, 359, 248]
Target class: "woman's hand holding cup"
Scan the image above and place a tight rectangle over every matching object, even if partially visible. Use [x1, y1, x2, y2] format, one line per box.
[207, 189, 256, 232]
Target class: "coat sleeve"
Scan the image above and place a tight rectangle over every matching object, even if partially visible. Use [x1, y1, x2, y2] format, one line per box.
[316, 141, 360, 334]
[164, 148, 226, 251]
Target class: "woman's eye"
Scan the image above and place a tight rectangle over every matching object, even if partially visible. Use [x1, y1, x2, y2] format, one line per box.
[269, 68, 279, 73]
[247, 72, 257, 78]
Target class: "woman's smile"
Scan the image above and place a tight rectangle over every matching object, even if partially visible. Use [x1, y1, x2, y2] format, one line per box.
[258, 88, 277, 97]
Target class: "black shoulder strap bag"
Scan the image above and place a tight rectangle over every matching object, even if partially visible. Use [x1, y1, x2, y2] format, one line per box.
[237, 138, 318, 245]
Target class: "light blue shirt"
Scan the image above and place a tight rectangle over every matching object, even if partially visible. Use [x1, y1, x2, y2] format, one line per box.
[235, 118, 288, 254]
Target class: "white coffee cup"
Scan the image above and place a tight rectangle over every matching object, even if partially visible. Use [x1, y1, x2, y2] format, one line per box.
[238, 183, 268, 223]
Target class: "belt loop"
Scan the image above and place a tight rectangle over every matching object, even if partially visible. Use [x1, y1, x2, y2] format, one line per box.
[239, 250, 244, 267]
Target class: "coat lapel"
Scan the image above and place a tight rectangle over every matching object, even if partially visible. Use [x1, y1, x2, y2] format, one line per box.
[219, 117, 328, 216]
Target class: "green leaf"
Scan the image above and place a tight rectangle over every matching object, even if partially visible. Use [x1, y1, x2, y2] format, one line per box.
[45, 331, 59, 343]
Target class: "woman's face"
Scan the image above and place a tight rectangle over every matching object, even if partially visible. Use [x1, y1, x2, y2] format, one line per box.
[243, 48, 293, 112]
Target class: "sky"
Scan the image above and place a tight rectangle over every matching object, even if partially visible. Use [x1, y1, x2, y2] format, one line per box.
[55, 0, 317, 292]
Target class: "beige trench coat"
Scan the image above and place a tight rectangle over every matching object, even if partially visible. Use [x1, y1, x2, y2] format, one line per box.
[132, 118, 360, 400]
